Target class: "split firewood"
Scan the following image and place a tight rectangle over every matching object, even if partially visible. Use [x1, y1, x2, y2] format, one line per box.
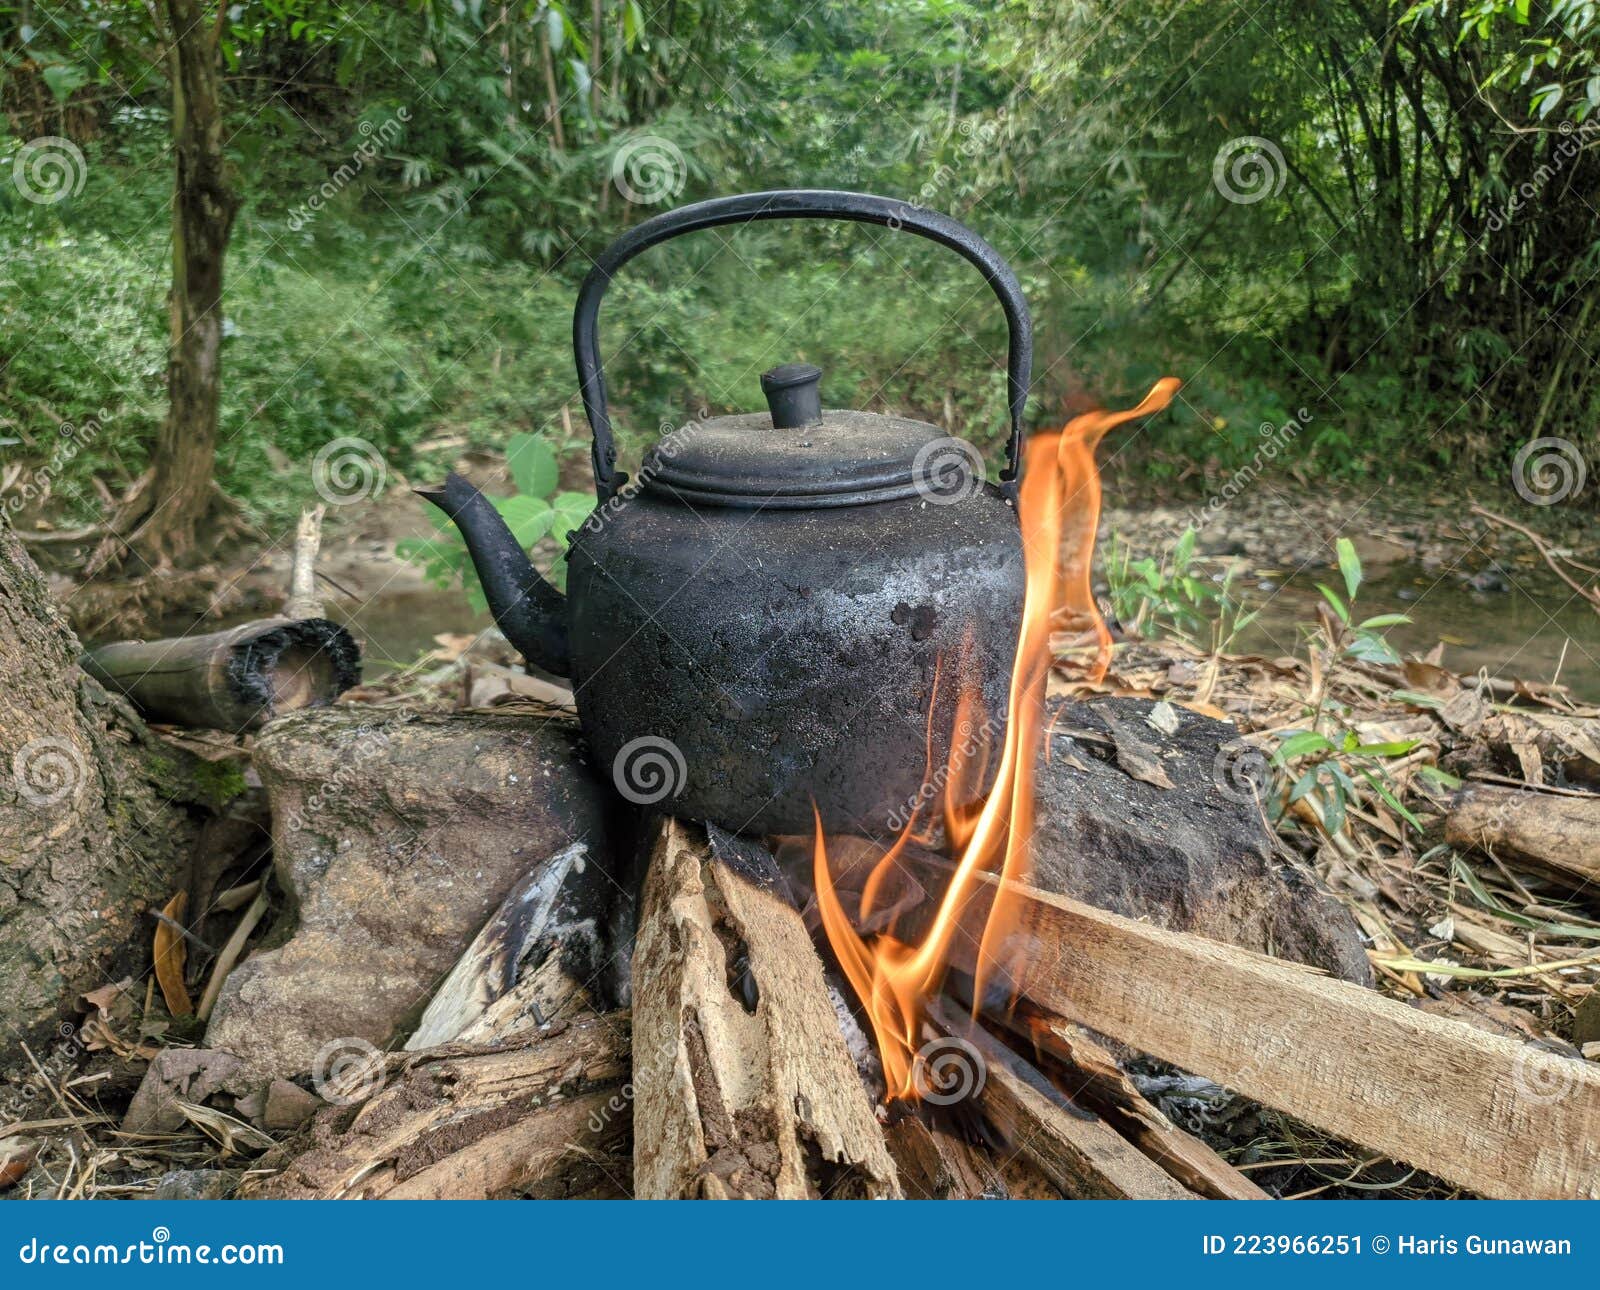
[882, 1116, 1008, 1199]
[242, 1015, 632, 1200]
[924, 998, 1194, 1200]
[631, 819, 900, 1199]
[81, 617, 360, 731]
[947, 869, 1600, 1200]
[1006, 1011, 1268, 1200]
[1445, 784, 1600, 890]
[407, 840, 607, 1049]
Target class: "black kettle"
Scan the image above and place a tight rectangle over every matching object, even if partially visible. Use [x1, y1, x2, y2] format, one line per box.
[420, 189, 1028, 837]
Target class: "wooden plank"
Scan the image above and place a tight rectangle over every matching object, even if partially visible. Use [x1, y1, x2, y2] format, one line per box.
[951, 872, 1600, 1199]
[632, 819, 899, 1199]
[926, 998, 1194, 1199]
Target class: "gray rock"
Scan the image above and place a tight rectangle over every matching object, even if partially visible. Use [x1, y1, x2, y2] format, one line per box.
[147, 1169, 239, 1201]
[1031, 697, 1372, 984]
[204, 708, 614, 1080]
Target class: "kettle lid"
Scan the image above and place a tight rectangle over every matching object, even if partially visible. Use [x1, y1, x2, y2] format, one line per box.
[638, 363, 964, 509]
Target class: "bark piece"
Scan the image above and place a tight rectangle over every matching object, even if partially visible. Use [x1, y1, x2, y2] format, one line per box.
[0, 516, 204, 1056]
[242, 1015, 631, 1200]
[204, 707, 614, 1081]
[1034, 697, 1371, 983]
[81, 618, 359, 732]
[632, 819, 899, 1199]
[1445, 784, 1600, 890]
[955, 871, 1600, 1200]
[407, 840, 608, 1049]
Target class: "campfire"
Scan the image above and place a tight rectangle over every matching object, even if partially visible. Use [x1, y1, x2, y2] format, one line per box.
[33, 191, 1598, 1206]
[814, 380, 1181, 1108]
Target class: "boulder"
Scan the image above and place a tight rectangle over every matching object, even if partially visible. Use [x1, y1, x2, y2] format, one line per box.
[204, 706, 614, 1079]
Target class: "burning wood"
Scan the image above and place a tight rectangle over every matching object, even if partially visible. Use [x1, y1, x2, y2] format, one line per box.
[631, 819, 899, 1199]
[813, 380, 1180, 1106]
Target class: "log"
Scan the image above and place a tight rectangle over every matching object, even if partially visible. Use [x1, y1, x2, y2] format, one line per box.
[204, 707, 616, 1082]
[631, 819, 899, 1199]
[952, 871, 1600, 1199]
[241, 1015, 631, 1199]
[924, 998, 1195, 1199]
[1445, 783, 1600, 890]
[81, 617, 360, 731]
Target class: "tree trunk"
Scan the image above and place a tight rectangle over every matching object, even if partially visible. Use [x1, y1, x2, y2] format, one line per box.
[0, 514, 203, 1069]
[106, 1, 239, 570]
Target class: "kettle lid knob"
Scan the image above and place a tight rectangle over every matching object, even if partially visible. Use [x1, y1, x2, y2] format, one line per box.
[760, 363, 823, 430]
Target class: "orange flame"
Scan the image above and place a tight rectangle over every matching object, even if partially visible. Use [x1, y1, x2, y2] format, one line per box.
[814, 378, 1180, 1103]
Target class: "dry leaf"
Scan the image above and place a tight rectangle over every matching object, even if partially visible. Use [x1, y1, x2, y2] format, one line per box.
[153, 891, 193, 1017]
[1146, 700, 1181, 736]
[1103, 715, 1175, 790]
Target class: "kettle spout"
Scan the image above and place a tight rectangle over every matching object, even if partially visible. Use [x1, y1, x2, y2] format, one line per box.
[413, 472, 571, 677]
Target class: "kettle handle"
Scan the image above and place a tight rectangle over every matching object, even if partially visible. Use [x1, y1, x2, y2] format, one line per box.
[573, 189, 1032, 501]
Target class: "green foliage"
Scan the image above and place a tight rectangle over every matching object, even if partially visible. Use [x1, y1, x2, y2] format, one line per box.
[397, 434, 591, 612]
[1105, 527, 1259, 653]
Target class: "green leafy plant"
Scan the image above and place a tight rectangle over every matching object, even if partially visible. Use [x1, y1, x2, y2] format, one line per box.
[397, 435, 591, 613]
[1313, 538, 1413, 666]
[1104, 526, 1259, 653]
[1270, 726, 1424, 838]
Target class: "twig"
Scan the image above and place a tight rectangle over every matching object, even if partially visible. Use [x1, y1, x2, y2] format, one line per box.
[197, 887, 271, 1022]
[1470, 503, 1600, 613]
